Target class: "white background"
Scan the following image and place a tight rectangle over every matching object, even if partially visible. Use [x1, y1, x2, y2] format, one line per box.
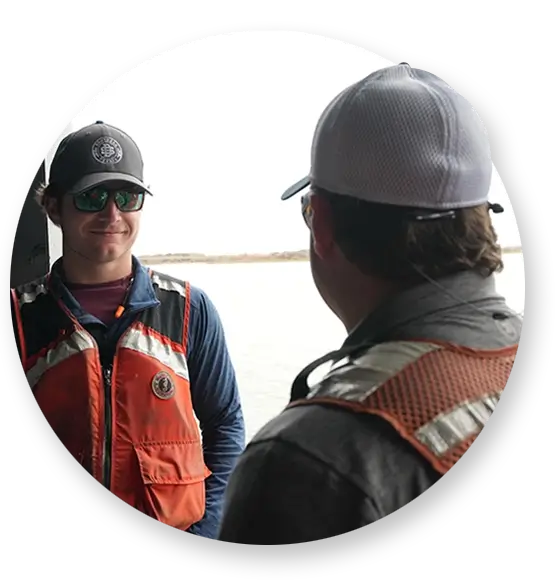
[67, 34, 521, 257]
[0, 0, 556, 24]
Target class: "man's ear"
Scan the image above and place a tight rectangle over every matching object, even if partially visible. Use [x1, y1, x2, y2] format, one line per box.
[310, 194, 336, 260]
[45, 196, 62, 228]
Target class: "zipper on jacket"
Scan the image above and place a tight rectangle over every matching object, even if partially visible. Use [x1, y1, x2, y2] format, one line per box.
[100, 319, 138, 489]
[102, 365, 113, 489]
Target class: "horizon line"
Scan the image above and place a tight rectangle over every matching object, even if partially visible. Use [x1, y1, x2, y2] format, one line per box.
[138, 246, 523, 265]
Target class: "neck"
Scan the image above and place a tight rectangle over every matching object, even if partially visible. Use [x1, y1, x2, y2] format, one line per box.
[61, 252, 133, 285]
[334, 277, 399, 334]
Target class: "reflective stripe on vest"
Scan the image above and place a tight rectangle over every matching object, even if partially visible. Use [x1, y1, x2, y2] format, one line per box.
[310, 341, 442, 402]
[152, 273, 187, 297]
[415, 392, 501, 457]
[18, 280, 48, 307]
[26, 329, 96, 388]
[291, 340, 516, 474]
[120, 324, 189, 380]
[14, 272, 209, 531]
[25, 321, 190, 386]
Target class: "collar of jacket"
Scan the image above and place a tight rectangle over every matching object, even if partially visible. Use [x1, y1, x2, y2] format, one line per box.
[343, 270, 516, 350]
[291, 270, 521, 402]
[49, 255, 161, 326]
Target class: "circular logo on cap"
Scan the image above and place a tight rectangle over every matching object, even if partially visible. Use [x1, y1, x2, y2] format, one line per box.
[151, 371, 175, 400]
[92, 136, 123, 164]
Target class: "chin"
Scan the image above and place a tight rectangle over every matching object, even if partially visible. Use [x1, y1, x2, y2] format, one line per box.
[90, 248, 130, 263]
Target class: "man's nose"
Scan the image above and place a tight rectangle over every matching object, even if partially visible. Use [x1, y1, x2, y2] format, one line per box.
[99, 196, 120, 221]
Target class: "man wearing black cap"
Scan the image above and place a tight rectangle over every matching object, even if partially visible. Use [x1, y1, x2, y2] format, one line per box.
[11, 122, 245, 538]
[218, 64, 521, 544]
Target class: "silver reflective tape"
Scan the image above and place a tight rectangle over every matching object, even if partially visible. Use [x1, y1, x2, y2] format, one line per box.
[19, 283, 48, 306]
[310, 341, 441, 402]
[416, 393, 501, 456]
[151, 273, 186, 298]
[120, 327, 189, 380]
[26, 330, 96, 388]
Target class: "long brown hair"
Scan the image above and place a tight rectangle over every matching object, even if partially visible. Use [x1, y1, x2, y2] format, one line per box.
[314, 187, 503, 283]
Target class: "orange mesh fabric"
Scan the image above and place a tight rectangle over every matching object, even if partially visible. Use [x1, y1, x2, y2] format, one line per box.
[293, 342, 517, 475]
[363, 344, 516, 472]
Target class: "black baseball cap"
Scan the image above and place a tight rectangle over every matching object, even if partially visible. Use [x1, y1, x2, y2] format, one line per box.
[48, 121, 153, 195]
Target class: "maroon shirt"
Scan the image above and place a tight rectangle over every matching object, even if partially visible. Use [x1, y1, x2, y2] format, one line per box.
[66, 274, 133, 325]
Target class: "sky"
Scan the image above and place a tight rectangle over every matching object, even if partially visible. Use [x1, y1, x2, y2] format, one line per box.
[49, 32, 521, 256]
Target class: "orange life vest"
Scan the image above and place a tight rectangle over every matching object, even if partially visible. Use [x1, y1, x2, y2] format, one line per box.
[11, 271, 211, 530]
[288, 339, 517, 474]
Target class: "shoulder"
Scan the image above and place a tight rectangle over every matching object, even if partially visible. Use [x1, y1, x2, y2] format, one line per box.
[149, 269, 188, 297]
[248, 401, 440, 504]
[147, 268, 224, 342]
[12, 274, 49, 299]
[149, 269, 213, 312]
[12, 275, 51, 312]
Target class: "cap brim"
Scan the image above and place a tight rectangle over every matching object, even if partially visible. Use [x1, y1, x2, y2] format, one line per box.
[66, 173, 153, 196]
[281, 176, 311, 200]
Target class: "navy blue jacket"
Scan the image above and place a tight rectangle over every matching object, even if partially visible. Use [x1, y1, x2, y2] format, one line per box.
[13, 256, 245, 539]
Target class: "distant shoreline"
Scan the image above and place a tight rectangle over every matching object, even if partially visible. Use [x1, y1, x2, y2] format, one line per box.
[139, 246, 523, 265]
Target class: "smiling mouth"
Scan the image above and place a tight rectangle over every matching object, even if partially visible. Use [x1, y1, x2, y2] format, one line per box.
[90, 231, 126, 235]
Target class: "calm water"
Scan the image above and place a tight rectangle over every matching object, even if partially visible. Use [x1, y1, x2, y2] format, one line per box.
[153, 253, 525, 441]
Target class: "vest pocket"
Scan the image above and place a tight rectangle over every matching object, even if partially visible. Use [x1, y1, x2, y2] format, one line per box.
[134, 441, 211, 530]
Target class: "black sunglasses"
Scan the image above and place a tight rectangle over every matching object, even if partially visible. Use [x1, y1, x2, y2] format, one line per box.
[301, 193, 313, 228]
[73, 187, 145, 213]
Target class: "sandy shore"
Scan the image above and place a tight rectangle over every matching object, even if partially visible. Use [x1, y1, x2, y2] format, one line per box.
[139, 247, 523, 265]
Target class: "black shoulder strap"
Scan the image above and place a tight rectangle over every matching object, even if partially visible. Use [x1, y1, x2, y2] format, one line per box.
[10, 290, 23, 362]
[290, 341, 378, 402]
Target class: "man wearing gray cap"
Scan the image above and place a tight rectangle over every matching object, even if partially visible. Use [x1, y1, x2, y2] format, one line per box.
[218, 63, 521, 544]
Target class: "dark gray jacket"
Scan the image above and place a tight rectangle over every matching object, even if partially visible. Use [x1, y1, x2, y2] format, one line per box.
[218, 271, 521, 545]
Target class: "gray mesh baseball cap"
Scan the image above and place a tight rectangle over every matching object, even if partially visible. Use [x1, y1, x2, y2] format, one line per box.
[282, 63, 493, 210]
[49, 121, 152, 196]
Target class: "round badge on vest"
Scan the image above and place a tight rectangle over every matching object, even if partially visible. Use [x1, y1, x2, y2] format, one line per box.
[151, 371, 175, 400]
